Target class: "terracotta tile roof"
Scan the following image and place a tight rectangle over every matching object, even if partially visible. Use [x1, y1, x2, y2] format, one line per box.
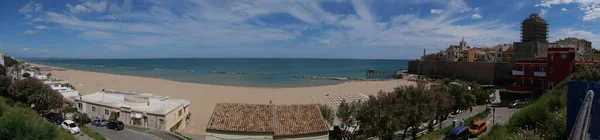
[206, 103, 329, 136]
[206, 103, 273, 133]
[274, 104, 329, 136]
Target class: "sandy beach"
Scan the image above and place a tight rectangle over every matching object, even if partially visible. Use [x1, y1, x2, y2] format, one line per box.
[31, 63, 416, 135]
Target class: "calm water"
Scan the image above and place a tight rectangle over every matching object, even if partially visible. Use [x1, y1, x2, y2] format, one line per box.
[26, 58, 409, 87]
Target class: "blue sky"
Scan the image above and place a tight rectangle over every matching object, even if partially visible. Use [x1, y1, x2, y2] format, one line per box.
[1, 0, 600, 59]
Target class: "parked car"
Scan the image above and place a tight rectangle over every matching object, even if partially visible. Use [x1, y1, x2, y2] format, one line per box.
[61, 120, 81, 134]
[468, 120, 488, 137]
[44, 113, 64, 125]
[93, 119, 109, 127]
[443, 126, 470, 140]
[106, 120, 124, 131]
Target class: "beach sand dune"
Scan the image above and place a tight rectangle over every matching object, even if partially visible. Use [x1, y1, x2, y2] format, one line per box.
[33, 64, 415, 135]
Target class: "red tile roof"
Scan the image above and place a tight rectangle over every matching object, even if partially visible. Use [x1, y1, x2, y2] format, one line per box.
[275, 105, 330, 136]
[206, 103, 329, 136]
[206, 103, 273, 133]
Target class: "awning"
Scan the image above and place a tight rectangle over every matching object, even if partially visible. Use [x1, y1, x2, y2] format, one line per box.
[131, 112, 143, 118]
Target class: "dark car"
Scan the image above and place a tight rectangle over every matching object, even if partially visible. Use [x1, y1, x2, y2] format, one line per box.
[443, 126, 470, 140]
[106, 120, 124, 131]
[44, 113, 64, 125]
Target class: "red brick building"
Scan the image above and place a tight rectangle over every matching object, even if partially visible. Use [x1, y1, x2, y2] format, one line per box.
[509, 48, 575, 91]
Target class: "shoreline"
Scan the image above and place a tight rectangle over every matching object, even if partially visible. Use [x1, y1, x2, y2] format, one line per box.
[29, 63, 416, 135]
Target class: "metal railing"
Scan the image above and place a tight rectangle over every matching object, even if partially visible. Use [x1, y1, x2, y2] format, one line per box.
[568, 90, 594, 140]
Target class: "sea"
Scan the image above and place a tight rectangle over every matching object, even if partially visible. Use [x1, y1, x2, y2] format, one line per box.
[25, 58, 410, 87]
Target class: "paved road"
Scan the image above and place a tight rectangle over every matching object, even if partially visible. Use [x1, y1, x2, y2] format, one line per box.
[468, 90, 520, 140]
[85, 124, 161, 140]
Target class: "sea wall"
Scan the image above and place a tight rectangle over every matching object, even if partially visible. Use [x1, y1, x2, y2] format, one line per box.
[407, 60, 512, 85]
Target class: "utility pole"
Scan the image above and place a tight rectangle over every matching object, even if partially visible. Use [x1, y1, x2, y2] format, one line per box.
[492, 107, 495, 125]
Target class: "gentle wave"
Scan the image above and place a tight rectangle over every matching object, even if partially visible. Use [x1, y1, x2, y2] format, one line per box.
[90, 65, 106, 68]
[153, 68, 195, 72]
[117, 67, 138, 69]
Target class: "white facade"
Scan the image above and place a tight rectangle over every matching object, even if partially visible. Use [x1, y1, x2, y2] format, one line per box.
[43, 79, 79, 99]
[73, 89, 191, 132]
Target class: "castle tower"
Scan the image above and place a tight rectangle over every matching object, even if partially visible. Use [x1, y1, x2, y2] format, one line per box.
[460, 37, 467, 50]
[521, 13, 548, 42]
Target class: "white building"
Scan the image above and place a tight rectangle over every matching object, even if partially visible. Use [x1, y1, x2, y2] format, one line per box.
[0, 51, 4, 66]
[73, 89, 191, 132]
[206, 103, 330, 140]
[43, 79, 79, 99]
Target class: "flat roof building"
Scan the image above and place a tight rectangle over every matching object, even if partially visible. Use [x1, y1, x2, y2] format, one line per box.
[73, 89, 191, 132]
[206, 103, 330, 140]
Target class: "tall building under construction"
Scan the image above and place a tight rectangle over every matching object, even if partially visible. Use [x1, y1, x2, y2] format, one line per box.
[521, 14, 548, 42]
[513, 13, 550, 64]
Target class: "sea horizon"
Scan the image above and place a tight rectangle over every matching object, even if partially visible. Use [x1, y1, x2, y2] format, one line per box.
[24, 58, 410, 88]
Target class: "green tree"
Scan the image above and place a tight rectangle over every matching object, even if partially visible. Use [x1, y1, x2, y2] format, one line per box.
[0, 65, 6, 76]
[0, 75, 11, 96]
[396, 83, 436, 139]
[318, 104, 334, 126]
[3, 56, 18, 68]
[428, 85, 454, 131]
[7, 78, 64, 110]
[336, 100, 359, 139]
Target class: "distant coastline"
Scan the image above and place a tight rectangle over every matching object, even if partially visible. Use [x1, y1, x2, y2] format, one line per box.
[25, 58, 409, 88]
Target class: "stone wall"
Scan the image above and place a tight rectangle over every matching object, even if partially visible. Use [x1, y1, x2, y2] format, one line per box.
[408, 61, 512, 85]
[512, 41, 549, 64]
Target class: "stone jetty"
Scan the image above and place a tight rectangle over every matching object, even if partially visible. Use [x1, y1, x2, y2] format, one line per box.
[294, 75, 390, 81]
[210, 71, 270, 75]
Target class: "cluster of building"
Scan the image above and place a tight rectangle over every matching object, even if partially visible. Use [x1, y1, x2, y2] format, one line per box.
[422, 15, 594, 64]
[419, 13, 597, 92]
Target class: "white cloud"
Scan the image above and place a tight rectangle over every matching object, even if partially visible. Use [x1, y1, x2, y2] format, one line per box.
[430, 9, 444, 14]
[22, 0, 519, 58]
[540, 9, 547, 17]
[472, 13, 483, 19]
[34, 25, 47, 30]
[471, 7, 482, 19]
[20, 48, 50, 53]
[20, 30, 39, 36]
[19, 2, 42, 14]
[66, 1, 108, 14]
[561, 8, 568, 12]
[536, 0, 600, 21]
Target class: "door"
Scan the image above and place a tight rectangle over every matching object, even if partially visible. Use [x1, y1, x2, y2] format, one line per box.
[548, 82, 554, 89]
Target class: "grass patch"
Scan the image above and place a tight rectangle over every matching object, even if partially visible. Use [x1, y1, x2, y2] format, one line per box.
[0, 97, 75, 140]
[420, 108, 491, 140]
[80, 126, 107, 140]
[174, 131, 193, 140]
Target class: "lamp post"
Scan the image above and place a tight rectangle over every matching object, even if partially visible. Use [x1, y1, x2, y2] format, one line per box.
[492, 107, 495, 125]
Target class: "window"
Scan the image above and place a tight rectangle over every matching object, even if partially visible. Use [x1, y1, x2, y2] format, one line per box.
[521, 78, 524, 85]
[551, 55, 554, 61]
[183, 106, 187, 113]
[77, 103, 82, 110]
[561, 54, 567, 59]
[92, 106, 96, 112]
[105, 109, 109, 115]
[530, 79, 533, 85]
[178, 109, 182, 117]
[550, 67, 554, 73]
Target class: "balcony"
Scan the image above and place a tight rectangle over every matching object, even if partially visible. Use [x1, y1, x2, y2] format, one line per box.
[534, 72, 546, 77]
[512, 70, 524, 76]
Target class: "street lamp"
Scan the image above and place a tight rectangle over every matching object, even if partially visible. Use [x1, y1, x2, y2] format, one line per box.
[492, 107, 495, 125]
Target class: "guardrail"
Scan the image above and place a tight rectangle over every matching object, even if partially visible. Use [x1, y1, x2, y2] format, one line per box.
[568, 90, 594, 140]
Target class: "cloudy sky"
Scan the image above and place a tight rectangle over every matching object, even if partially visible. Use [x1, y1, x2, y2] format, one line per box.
[1, 0, 599, 59]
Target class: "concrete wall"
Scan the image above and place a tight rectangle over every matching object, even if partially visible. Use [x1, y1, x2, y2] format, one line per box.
[408, 61, 512, 85]
[206, 131, 274, 140]
[275, 133, 329, 140]
[164, 104, 190, 132]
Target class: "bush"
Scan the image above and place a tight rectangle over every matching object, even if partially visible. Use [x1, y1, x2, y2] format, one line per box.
[73, 112, 91, 125]
[8, 78, 64, 110]
[0, 97, 75, 140]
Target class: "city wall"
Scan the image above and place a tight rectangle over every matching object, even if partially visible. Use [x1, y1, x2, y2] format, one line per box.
[408, 61, 512, 85]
